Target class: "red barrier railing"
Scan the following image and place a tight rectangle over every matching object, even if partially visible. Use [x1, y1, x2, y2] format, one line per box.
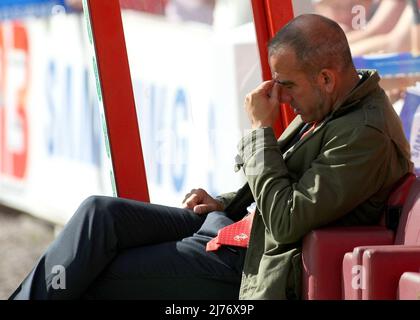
[84, 0, 150, 202]
[251, 0, 296, 137]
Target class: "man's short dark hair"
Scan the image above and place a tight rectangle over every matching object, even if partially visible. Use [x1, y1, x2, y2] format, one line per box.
[268, 14, 354, 75]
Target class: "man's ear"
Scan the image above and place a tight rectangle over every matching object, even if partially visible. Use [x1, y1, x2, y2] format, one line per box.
[318, 69, 336, 93]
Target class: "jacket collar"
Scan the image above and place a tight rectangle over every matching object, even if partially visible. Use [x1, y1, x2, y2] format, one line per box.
[330, 69, 380, 118]
[277, 115, 305, 151]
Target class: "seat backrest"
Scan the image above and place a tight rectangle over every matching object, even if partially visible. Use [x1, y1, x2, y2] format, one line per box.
[381, 173, 416, 228]
[394, 176, 420, 245]
[387, 173, 417, 208]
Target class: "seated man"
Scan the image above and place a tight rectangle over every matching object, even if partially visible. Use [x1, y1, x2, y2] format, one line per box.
[9, 14, 413, 300]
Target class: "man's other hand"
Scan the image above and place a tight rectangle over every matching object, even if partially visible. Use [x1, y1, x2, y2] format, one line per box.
[245, 80, 281, 129]
[182, 188, 224, 214]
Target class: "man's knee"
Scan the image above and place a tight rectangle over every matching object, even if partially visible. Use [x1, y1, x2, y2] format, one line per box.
[74, 195, 115, 228]
[79, 195, 110, 212]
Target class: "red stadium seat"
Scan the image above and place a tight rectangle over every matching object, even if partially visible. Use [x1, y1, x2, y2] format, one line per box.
[398, 272, 420, 300]
[302, 226, 394, 299]
[301, 173, 417, 300]
[342, 175, 420, 299]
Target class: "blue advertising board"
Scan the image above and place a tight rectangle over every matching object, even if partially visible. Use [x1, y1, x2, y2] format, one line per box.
[400, 88, 420, 175]
[353, 53, 420, 78]
[0, 0, 69, 20]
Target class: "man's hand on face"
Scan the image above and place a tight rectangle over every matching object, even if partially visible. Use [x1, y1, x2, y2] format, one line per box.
[182, 188, 224, 215]
[245, 80, 281, 129]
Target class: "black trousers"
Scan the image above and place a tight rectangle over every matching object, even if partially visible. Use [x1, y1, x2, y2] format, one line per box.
[9, 196, 246, 300]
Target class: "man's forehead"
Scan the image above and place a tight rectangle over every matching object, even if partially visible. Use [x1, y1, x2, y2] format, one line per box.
[269, 48, 299, 74]
[271, 70, 297, 86]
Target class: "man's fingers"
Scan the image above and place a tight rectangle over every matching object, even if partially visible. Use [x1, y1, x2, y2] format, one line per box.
[245, 81, 275, 108]
[182, 188, 201, 207]
[193, 200, 223, 214]
[193, 204, 211, 215]
[269, 81, 281, 102]
[182, 192, 192, 205]
[182, 193, 199, 209]
[181, 188, 215, 213]
[257, 80, 275, 90]
[257, 80, 275, 95]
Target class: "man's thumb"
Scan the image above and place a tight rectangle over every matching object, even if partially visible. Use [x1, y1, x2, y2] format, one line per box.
[270, 82, 280, 102]
[193, 204, 212, 214]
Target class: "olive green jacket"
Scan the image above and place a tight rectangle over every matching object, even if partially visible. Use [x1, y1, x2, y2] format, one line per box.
[217, 70, 413, 299]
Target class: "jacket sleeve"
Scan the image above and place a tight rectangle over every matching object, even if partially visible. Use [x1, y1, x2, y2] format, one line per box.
[215, 191, 237, 210]
[237, 125, 391, 244]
